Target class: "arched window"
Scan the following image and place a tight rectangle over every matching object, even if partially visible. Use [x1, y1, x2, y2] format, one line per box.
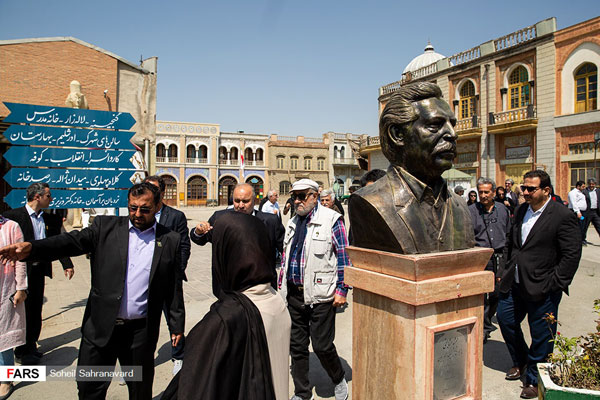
[304, 157, 312, 170]
[575, 63, 597, 113]
[230, 147, 239, 163]
[219, 146, 227, 164]
[334, 146, 338, 159]
[162, 175, 177, 206]
[276, 155, 285, 169]
[168, 144, 178, 161]
[317, 157, 325, 171]
[279, 181, 291, 194]
[198, 145, 208, 162]
[156, 143, 166, 162]
[290, 156, 298, 170]
[340, 147, 345, 159]
[509, 66, 530, 109]
[187, 176, 207, 205]
[187, 145, 196, 162]
[460, 81, 476, 119]
[256, 148, 264, 161]
[244, 148, 254, 162]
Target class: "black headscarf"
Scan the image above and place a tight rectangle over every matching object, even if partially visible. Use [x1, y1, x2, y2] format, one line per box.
[162, 212, 276, 400]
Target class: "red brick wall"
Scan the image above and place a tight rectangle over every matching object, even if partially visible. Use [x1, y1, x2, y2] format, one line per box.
[554, 17, 600, 115]
[0, 40, 118, 116]
[555, 122, 600, 198]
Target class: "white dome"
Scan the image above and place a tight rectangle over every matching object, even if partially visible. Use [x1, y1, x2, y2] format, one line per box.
[403, 42, 446, 74]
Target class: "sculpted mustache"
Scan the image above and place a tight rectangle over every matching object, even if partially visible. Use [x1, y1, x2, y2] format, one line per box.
[435, 144, 456, 153]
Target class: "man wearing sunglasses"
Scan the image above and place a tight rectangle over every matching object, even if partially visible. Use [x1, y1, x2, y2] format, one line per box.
[0, 183, 185, 400]
[495, 170, 581, 399]
[279, 179, 350, 400]
[349, 81, 474, 254]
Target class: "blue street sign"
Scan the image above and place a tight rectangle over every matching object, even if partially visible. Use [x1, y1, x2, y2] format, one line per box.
[4, 189, 128, 209]
[3, 102, 136, 130]
[4, 146, 137, 168]
[3, 168, 138, 189]
[4, 125, 136, 150]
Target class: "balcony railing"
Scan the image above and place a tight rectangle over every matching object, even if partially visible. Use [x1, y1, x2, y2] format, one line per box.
[245, 160, 264, 166]
[449, 46, 480, 67]
[219, 159, 239, 166]
[489, 106, 536, 125]
[494, 25, 536, 51]
[186, 158, 208, 164]
[157, 156, 178, 163]
[360, 136, 380, 147]
[277, 135, 297, 142]
[304, 137, 324, 143]
[456, 115, 480, 132]
[333, 157, 357, 165]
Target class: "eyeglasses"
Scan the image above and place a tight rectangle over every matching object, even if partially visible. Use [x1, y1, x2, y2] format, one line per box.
[291, 192, 314, 202]
[128, 205, 152, 214]
[520, 185, 540, 193]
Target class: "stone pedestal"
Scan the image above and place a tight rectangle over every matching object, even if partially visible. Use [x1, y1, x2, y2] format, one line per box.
[345, 246, 494, 400]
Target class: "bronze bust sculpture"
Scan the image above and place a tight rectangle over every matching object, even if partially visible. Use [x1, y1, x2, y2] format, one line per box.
[349, 82, 474, 254]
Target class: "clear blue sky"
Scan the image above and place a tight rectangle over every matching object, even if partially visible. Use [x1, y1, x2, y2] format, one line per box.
[0, 1, 596, 137]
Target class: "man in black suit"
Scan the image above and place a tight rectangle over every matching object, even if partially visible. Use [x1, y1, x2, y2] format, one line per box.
[3, 183, 74, 365]
[496, 170, 582, 399]
[582, 178, 600, 244]
[143, 175, 190, 375]
[0, 183, 184, 400]
[191, 183, 284, 292]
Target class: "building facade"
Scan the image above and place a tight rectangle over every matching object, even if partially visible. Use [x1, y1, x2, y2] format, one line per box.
[155, 121, 269, 206]
[325, 131, 365, 196]
[362, 17, 600, 199]
[267, 134, 330, 197]
[553, 17, 600, 195]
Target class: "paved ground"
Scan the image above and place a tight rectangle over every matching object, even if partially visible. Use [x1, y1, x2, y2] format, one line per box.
[8, 205, 600, 399]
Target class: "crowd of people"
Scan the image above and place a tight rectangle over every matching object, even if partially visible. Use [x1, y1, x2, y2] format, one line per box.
[0, 166, 590, 399]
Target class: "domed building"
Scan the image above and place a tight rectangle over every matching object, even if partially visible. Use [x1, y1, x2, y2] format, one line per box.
[403, 42, 447, 76]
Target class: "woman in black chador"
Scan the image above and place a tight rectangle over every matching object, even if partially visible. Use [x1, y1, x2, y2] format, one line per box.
[162, 212, 290, 400]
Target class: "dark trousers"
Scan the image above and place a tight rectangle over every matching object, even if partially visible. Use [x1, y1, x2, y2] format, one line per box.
[583, 209, 600, 241]
[162, 303, 185, 360]
[483, 259, 499, 336]
[15, 267, 45, 357]
[77, 319, 155, 400]
[496, 287, 562, 386]
[287, 284, 344, 400]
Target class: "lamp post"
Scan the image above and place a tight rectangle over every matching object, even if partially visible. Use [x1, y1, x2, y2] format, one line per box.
[595, 132, 600, 182]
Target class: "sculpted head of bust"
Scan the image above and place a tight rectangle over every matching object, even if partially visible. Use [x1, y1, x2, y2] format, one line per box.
[379, 82, 457, 187]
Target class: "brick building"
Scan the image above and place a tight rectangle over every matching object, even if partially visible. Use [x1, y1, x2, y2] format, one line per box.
[0, 37, 157, 210]
[553, 17, 600, 196]
[362, 16, 600, 199]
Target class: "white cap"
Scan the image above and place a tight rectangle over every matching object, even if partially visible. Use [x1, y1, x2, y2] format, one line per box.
[291, 178, 319, 193]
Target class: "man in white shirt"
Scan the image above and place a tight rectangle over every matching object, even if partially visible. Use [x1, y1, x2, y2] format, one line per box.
[582, 178, 600, 245]
[496, 170, 581, 399]
[568, 180, 587, 245]
[261, 190, 280, 216]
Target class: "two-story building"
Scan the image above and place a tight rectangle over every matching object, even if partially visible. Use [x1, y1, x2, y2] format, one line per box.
[155, 121, 269, 206]
[267, 134, 330, 196]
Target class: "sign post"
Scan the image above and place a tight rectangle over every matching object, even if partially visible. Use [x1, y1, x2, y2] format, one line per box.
[2, 102, 143, 210]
